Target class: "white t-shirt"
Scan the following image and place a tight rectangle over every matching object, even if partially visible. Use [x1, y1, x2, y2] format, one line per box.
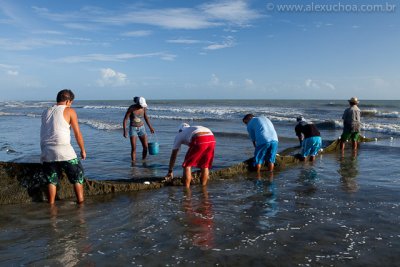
[172, 126, 213, 150]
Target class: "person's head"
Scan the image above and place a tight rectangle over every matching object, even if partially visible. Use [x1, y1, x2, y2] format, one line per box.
[296, 115, 305, 122]
[56, 89, 75, 105]
[133, 96, 148, 108]
[348, 97, 359, 106]
[242, 114, 255, 125]
[178, 123, 190, 132]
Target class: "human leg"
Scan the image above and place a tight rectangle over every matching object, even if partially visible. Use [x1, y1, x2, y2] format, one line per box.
[351, 132, 360, 151]
[266, 141, 278, 172]
[43, 162, 61, 204]
[184, 166, 192, 188]
[74, 183, 84, 204]
[63, 159, 85, 204]
[129, 136, 137, 161]
[138, 134, 148, 160]
[200, 168, 209, 186]
[48, 184, 57, 204]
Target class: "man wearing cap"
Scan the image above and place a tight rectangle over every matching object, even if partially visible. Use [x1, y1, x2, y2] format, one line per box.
[242, 114, 278, 174]
[340, 97, 361, 151]
[165, 123, 216, 188]
[295, 116, 322, 161]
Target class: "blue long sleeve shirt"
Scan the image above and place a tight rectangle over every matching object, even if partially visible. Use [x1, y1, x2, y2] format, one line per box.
[247, 116, 278, 146]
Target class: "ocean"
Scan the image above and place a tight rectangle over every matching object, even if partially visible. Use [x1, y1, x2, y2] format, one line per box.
[0, 99, 399, 266]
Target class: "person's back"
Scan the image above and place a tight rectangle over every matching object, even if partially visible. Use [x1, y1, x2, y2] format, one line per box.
[340, 97, 361, 152]
[247, 116, 278, 145]
[41, 105, 77, 162]
[296, 123, 320, 139]
[342, 105, 361, 133]
[173, 125, 213, 149]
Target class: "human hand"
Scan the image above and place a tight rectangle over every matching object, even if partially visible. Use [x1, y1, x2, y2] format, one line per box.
[81, 150, 86, 160]
[123, 131, 127, 138]
[164, 171, 173, 181]
[150, 127, 155, 134]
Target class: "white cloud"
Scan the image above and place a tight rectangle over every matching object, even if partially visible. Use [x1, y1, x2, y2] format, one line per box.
[0, 63, 19, 76]
[245, 79, 254, 86]
[167, 38, 204, 44]
[32, 30, 64, 35]
[210, 73, 220, 85]
[305, 79, 335, 90]
[121, 30, 152, 37]
[6, 70, 19, 76]
[204, 36, 235, 50]
[63, 23, 98, 31]
[372, 77, 390, 87]
[0, 38, 73, 50]
[57, 52, 176, 63]
[33, 1, 262, 30]
[97, 68, 128, 87]
[201, 0, 262, 26]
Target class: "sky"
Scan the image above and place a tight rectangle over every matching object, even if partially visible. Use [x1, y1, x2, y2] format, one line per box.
[0, 0, 399, 100]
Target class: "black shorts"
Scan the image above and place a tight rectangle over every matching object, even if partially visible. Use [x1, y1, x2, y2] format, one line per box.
[43, 158, 85, 185]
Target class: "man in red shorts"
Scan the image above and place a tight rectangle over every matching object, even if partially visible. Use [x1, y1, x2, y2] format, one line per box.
[165, 123, 216, 188]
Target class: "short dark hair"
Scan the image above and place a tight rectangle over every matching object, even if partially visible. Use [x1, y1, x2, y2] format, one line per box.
[243, 113, 254, 123]
[56, 89, 75, 103]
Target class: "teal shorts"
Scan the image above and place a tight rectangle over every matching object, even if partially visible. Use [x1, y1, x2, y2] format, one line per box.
[254, 141, 278, 165]
[302, 136, 322, 157]
[43, 158, 85, 185]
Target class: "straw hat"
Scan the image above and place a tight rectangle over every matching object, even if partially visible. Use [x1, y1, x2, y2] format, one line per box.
[348, 97, 359, 104]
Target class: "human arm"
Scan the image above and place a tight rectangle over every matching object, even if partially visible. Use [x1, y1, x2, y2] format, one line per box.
[122, 107, 132, 138]
[68, 108, 86, 160]
[143, 108, 155, 134]
[165, 149, 179, 179]
[295, 125, 303, 146]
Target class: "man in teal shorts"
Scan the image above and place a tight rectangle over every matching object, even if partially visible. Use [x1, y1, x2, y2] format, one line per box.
[243, 114, 279, 175]
[340, 97, 361, 152]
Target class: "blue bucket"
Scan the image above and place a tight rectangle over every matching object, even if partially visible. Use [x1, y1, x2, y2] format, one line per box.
[148, 142, 159, 155]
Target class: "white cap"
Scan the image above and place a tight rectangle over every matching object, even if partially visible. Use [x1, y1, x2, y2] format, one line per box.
[138, 97, 147, 108]
[178, 123, 190, 132]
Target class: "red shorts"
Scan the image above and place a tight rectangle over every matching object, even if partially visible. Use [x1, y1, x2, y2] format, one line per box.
[182, 135, 216, 169]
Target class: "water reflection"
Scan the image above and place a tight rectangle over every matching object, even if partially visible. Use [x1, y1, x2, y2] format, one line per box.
[130, 161, 163, 178]
[337, 154, 359, 193]
[47, 204, 94, 266]
[295, 167, 318, 196]
[246, 174, 278, 230]
[182, 187, 215, 250]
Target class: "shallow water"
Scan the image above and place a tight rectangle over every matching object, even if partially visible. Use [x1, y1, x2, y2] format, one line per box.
[1, 144, 399, 266]
[1, 100, 399, 266]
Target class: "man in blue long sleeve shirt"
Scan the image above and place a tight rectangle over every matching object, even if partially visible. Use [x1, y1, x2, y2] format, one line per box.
[243, 114, 279, 174]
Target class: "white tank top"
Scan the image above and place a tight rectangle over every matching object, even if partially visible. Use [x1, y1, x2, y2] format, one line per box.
[40, 105, 77, 162]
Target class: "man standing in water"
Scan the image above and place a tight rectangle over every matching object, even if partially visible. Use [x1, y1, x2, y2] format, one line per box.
[340, 97, 361, 152]
[41, 89, 86, 204]
[165, 123, 216, 188]
[243, 114, 279, 175]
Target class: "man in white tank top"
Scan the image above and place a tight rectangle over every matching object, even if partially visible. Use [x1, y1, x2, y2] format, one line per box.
[41, 89, 86, 204]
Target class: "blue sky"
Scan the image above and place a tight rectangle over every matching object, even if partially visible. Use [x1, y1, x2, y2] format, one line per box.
[0, 0, 399, 100]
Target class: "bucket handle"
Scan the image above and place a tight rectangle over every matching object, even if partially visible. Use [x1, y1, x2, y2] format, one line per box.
[149, 133, 158, 143]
